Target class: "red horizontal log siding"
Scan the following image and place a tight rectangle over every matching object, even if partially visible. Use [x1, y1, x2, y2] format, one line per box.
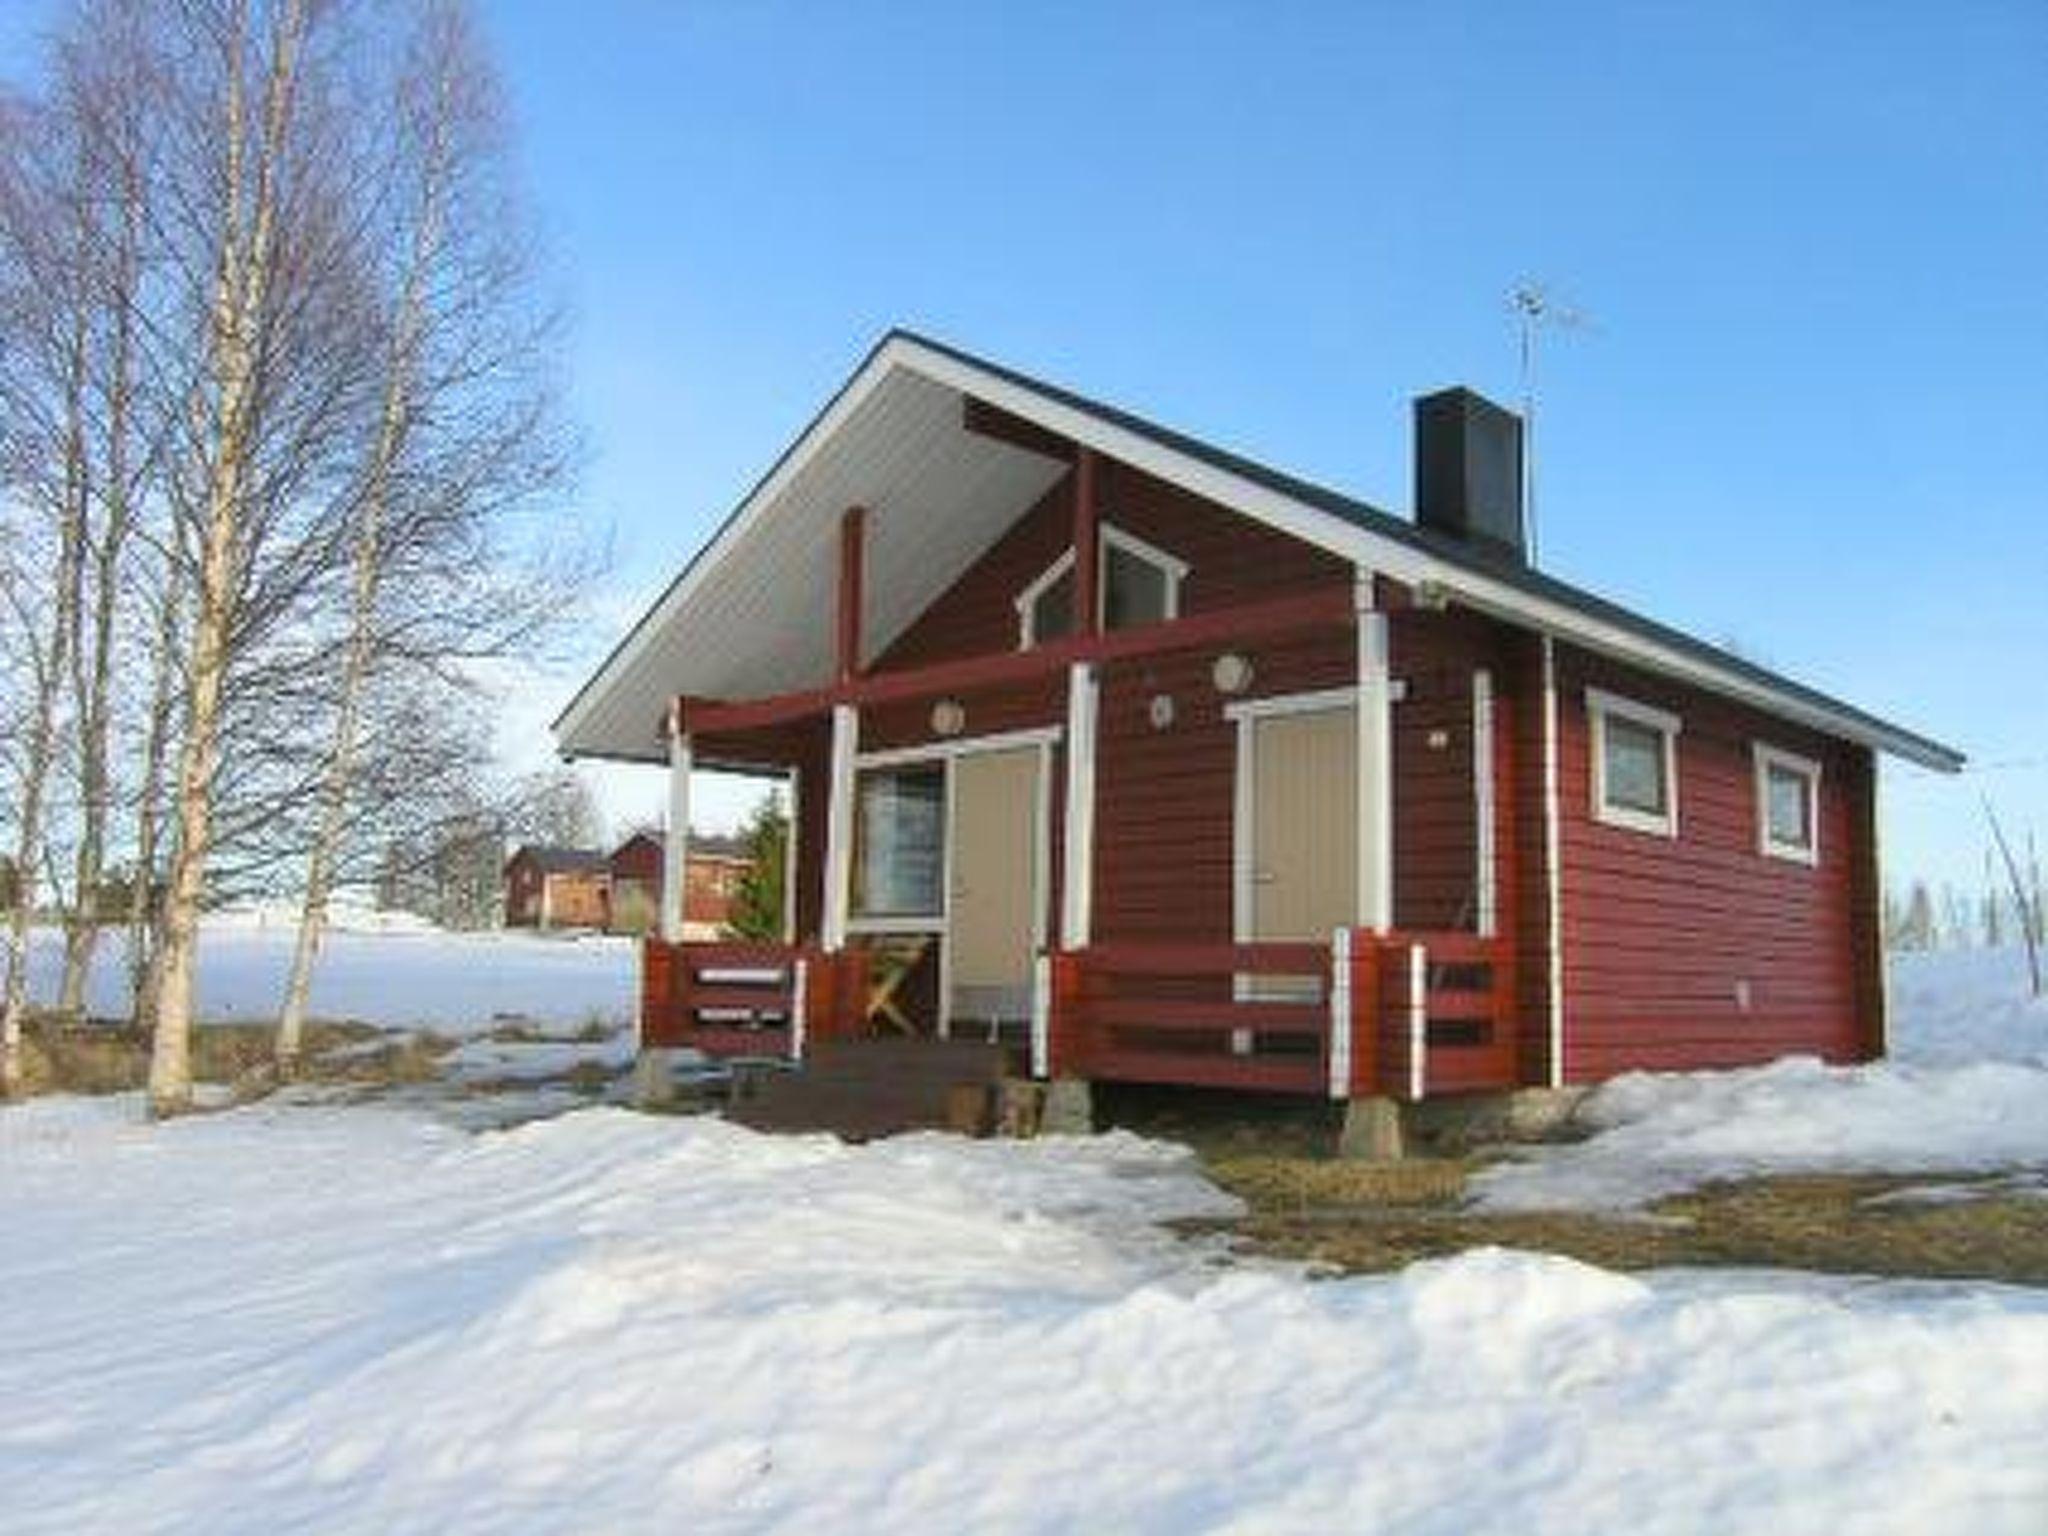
[1096, 629, 1353, 946]
[1387, 607, 1512, 934]
[875, 456, 1350, 673]
[870, 452, 1356, 954]
[1553, 643, 1874, 1078]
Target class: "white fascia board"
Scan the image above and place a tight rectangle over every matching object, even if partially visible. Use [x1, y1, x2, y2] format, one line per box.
[1372, 557, 1959, 772]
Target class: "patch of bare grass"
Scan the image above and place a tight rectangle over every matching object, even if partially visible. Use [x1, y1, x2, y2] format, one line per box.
[1198, 1158, 2048, 1286]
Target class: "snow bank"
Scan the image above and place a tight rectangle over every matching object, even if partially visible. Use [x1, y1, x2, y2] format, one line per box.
[2, 1098, 2043, 1534]
[1889, 944, 2048, 1066]
[1474, 947, 2048, 1211]
[13, 920, 634, 1035]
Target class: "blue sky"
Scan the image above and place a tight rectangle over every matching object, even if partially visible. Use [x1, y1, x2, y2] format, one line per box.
[495, 1, 2048, 893]
[6, 2, 2044, 892]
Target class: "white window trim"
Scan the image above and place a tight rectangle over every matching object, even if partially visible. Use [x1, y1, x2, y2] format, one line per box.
[1586, 686, 1681, 839]
[855, 724, 1062, 770]
[1015, 521, 1189, 648]
[1754, 743, 1822, 865]
[847, 759, 948, 931]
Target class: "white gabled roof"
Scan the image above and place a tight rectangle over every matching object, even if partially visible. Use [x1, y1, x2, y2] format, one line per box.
[555, 331, 1964, 773]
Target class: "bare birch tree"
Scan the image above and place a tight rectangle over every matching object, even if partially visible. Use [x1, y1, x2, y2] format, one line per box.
[54, 9, 169, 1020]
[146, 0, 322, 1115]
[274, 1, 568, 1071]
[0, 82, 97, 1095]
[1, 0, 578, 1101]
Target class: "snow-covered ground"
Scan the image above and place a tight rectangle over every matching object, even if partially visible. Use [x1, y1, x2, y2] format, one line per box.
[4, 1096, 2046, 1535]
[1474, 946, 2048, 1210]
[13, 907, 634, 1036]
[2, 942, 2047, 1529]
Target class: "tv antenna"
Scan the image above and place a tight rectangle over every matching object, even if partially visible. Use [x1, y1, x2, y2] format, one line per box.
[1509, 282, 1593, 564]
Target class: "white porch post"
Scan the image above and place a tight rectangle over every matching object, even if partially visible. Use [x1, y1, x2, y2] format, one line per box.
[662, 717, 692, 943]
[1541, 633, 1565, 1087]
[1355, 568, 1394, 933]
[821, 702, 859, 951]
[1059, 660, 1099, 949]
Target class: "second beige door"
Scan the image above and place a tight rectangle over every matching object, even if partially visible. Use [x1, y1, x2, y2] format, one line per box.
[1248, 705, 1359, 947]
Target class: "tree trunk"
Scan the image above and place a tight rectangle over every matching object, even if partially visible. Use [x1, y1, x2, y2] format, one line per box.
[150, 0, 309, 1116]
[126, 552, 183, 1033]
[0, 341, 90, 1098]
[277, 11, 454, 1072]
[58, 150, 146, 1026]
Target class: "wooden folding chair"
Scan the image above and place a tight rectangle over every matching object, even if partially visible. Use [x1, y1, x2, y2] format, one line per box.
[863, 935, 932, 1035]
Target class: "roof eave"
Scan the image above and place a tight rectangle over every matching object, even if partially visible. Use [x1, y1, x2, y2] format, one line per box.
[556, 327, 1966, 776]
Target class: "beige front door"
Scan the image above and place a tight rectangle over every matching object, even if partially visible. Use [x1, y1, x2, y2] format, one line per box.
[1245, 706, 1357, 991]
[948, 746, 1043, 1020]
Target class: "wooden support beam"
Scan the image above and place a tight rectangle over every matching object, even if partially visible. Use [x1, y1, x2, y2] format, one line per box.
[837, 505, 866, 685]
[685, 583, 1354, 737]
[961, 396, 1075, 462]
[1072, 447, 1100, 638]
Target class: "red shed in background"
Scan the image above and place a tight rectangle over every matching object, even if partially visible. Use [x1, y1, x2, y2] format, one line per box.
[608, 830, 753, 937]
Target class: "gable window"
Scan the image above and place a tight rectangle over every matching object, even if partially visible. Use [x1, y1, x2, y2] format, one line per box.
[1017, 524, 1188, 649]
[851, 763, 945, 922]
[1587, 688, 1680, 838]
[1754, 744, 1821, 865]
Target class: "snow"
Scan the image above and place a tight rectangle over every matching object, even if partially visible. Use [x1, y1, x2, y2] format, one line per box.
[1888, 944, 2048, 1067]
[439, 1032, 637, 1084]
[4, 1096, 2046, 1534]
[14, 917, 634, 1036]
[1474, 946, 2048, 1211]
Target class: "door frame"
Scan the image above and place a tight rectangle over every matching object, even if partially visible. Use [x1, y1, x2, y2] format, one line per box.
[1227, 687, 1361, 973]
[851, 724, 1058, 1038]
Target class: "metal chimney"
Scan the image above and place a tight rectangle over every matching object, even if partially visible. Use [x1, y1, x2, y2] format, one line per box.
[1413, 387, 1527, 564]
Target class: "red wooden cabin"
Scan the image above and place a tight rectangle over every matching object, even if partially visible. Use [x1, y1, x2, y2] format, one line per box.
[608, 831, 752, 936]
[555, 332, 1961, 1113]
[503, 845, 610, 930]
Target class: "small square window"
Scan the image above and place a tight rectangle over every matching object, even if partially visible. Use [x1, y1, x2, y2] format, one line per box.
[1755, 745, 1820, 864]
[1103, 543, 1170, 628]
[1588, 688, 1680, 838]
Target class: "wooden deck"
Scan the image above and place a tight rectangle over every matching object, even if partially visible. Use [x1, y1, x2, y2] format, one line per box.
[641, 930, 1520, 1103]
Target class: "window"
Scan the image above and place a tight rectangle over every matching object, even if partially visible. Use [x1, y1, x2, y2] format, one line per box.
[1587, 688, 1680, 837]
[852, 763, 945, 921]
[1017, 524, 1187, 648]
[1754, 744, 1820, 864]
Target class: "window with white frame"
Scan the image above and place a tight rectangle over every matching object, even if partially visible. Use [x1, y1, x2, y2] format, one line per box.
[1754, 744, 1821, 864]
[1587, 688, 1680, 837]
[851, 763, 945, 922]
[1016, 524, 1187, 648]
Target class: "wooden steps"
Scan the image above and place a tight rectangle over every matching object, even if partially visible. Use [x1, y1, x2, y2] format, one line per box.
[726, 1038, 1015, 1140]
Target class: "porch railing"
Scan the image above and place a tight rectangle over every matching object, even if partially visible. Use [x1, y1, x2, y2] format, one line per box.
[645, 929, 1520, 1100]
[640, 940, 863, 1060]
[1050, 929, 1518, 1101]
[1047, 941, 1335, 1094]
